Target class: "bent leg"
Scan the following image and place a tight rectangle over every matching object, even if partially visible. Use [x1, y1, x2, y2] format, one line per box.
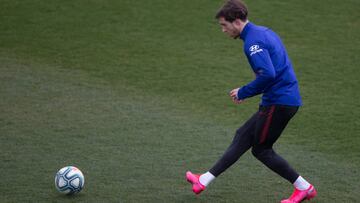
[252, 147, 299, 183]
[252, 105, 299, 183]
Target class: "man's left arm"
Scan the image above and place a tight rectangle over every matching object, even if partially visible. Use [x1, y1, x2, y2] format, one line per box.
[236, 43, 276, 100]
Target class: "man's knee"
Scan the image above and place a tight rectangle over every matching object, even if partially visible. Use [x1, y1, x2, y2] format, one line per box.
[251, 147, 274, 160]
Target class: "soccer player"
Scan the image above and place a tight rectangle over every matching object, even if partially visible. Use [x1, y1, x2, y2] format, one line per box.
[185, 0, 317, 202]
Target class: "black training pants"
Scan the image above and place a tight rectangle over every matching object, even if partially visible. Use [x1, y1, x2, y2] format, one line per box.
[209, 105, 299, 184]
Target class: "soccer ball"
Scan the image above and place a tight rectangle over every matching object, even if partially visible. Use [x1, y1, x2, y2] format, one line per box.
[55, 166, 85, 195]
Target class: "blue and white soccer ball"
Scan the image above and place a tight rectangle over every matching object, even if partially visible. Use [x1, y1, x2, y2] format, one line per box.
[55, 166, 85, 195]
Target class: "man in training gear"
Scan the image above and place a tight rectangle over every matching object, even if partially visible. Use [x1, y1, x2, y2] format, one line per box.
[186, 1, 317, 202]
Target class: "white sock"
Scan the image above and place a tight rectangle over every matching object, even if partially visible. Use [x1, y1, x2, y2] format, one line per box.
[293, 176, 311, 190]
[199, 171, 215, 187]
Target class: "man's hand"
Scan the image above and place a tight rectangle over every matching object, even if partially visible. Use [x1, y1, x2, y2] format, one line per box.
[229, 88, 244, 104]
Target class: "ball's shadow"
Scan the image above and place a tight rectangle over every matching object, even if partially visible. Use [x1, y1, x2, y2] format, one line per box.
[56, 192, 85, 199]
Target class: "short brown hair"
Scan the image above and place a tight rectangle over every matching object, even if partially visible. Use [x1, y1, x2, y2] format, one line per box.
[215, 0, 248, 22]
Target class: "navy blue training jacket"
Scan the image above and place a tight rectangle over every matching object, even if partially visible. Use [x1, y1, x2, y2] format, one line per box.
[237, 22, 302, 106]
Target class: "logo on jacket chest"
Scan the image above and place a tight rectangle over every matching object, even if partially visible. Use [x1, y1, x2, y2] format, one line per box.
[249, 45, 263, 56]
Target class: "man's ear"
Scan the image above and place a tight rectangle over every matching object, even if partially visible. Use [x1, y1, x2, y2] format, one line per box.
[232, 19, 243, 26]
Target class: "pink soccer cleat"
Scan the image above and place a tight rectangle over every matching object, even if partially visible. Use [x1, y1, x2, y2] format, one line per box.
[281, 185, 317, 203]
[186, 171, 206, 195]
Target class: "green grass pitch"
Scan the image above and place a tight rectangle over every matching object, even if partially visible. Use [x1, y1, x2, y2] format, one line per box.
[0, 0, 359, 202]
